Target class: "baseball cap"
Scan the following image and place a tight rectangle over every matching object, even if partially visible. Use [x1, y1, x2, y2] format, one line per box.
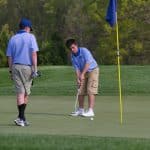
[19, 18, 33, 31]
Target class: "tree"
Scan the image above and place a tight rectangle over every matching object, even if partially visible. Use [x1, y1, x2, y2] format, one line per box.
[0, 24, 13, 67]
[0, 0, 149, 66]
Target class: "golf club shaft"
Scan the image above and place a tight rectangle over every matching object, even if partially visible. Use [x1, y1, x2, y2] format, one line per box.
[74, 88, 80, 112]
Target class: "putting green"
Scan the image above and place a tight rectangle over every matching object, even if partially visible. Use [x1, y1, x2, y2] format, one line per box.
[0, 96, 149, 138]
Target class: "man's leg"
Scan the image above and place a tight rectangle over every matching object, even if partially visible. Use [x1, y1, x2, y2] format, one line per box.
[23, 95, 28, 122]
[24, 94, 28, 117]
[17, 93, 25, 121]
[81, 94, 95, 117]
[88, 94, 95, 109]
[24, 95, 28, 104]
[78, 95, 84, 108]
[77, 78, 87, 114]
[70, 95, 85, 116]
[14, 93, 26, 126]
[82, 68, 99, 117]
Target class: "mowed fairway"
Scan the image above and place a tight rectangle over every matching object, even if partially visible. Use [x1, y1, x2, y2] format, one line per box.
[0, 96, 150, 138]
[0, 66, 150, 149]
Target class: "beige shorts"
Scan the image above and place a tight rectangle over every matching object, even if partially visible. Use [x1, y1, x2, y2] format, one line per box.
[12, 64, 33, 95]
[79, 67, 99, 95]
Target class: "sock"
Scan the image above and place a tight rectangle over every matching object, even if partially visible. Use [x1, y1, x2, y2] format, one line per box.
[24, 104, 27, 121]
[79, 108, 84, 112]
[89, 108, 93, 112]
[18, 104, 26, 121]
[17, 105, 20, 119]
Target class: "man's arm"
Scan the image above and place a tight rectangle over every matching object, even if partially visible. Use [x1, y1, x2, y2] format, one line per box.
[8, 56, 12, 72]
[75, 63, 90, 86]
[75, 69, 81, 87]
[32, 51, 37, 73]
[7, 56, 13, 80]
[80, 63, 90, 81]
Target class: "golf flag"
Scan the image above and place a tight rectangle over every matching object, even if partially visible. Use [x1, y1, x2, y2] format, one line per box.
[106, 0, 117, 27]
[106, 0, 123, 125]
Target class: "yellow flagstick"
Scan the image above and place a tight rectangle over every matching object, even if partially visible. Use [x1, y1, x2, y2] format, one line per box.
[115, 12, 123, 124]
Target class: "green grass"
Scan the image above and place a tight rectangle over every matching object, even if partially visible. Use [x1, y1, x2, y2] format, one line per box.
[0, 134, 150, 150]
[0, 65, 150, 149]
[1, 65, 150, 95]
[0, 96, 150, 138]
[0, 96, 150, 149]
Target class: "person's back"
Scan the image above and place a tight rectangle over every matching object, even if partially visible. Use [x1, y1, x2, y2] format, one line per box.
[8, 31, 38, 66]
[6, 18, 39, 127]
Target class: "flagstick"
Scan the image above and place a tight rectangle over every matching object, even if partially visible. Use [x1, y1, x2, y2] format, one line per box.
[116, 12, 123, 125]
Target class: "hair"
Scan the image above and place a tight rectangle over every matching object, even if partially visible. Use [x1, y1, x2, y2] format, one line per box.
[65, 38, 78, 48]
[19, 23, 25, 30]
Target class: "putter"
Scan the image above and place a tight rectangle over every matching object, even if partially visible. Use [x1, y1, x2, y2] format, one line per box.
[70, 86, 80, 115]
[74, 88, 80, 112]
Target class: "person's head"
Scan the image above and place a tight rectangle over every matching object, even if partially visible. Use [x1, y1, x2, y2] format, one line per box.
[65, 38, 78, 54]
[19, 18, 33, 32]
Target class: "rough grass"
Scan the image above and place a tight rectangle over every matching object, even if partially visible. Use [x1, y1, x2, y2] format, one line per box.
[0, 65, 150, 96]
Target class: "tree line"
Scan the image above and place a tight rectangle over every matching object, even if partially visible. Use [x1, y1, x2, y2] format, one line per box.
[0, 0, 149, 67]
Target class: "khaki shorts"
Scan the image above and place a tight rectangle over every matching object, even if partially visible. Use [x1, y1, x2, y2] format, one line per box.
[12, 64, 33, 95]
[79, 67, 99, 95]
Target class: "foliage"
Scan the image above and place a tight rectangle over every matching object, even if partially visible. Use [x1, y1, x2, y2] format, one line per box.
[0, 24, 13, 67]
[0, 0, 149, 66]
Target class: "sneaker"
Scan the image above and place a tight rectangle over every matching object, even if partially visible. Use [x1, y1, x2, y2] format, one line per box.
[24, 120, 30, 126]
[14, 118, 30, 126]
[70, 108, 84, 116]
[14, 118, 25, 127]
[82, 109, 95, 117]
[14, 118, 20, 123]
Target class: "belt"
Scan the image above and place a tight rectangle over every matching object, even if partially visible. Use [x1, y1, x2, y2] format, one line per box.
[14, 63, 31, 66]
[92, 66, 98, 70]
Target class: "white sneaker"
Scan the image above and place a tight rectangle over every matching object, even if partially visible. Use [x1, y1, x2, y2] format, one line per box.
[82, 109, 95, 117]
[14, 118, 20, 123]
[14, 118, 25, 127]
[14, 118, 29, 126]
[70, 108, 84, 116]
[24, 120, 30, 126]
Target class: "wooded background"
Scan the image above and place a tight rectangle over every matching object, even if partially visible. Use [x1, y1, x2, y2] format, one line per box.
[0, 0, 149, 66]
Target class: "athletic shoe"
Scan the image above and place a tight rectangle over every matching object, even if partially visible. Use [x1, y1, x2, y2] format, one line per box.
[14, 118, 25, 127]
[14, 118, 30, 126]
[24, 120, 30, 126]
[14, 118, 20, 123]
[70, 108, 84, 116]
[82, 109, 95, 117]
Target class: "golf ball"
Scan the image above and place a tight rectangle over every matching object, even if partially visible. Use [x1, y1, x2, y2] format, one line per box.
[90, 117, 94, 121]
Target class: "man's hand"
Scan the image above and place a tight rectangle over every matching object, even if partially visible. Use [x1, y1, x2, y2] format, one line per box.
[9, 71, 13, 80]
[80, 73, 85, 81]
[76, 73, 85, 87]
[77, 78, 81, 87]
[31, 71, 41, 78]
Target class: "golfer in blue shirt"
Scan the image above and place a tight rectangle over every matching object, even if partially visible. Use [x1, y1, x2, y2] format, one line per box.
[6, 18, 39, 126]
[66, 39, 99, 117]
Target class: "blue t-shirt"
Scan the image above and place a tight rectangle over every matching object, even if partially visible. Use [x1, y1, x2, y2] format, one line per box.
[71, 47, 98, 72]
[6, 30, 39, 65]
